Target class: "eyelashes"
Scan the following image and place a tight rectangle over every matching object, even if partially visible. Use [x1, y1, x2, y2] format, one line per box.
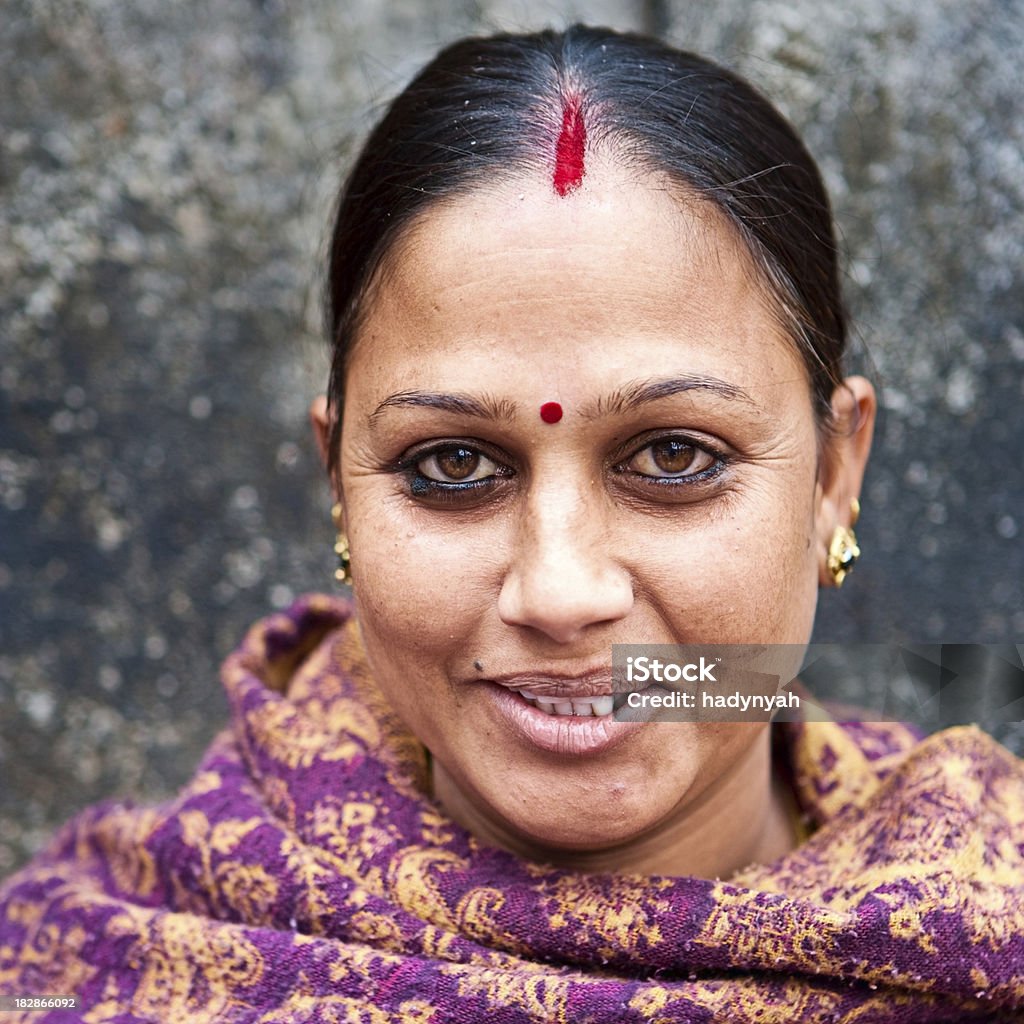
[403, 445, 513, 506]
[415, 446, 502, 484]
[618, 438, 718, 480]
[395, 433, 728, 506]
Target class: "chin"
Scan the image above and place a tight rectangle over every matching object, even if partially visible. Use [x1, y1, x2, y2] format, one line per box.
[487, 764, 689, 857]
[511, 815, 653, 856]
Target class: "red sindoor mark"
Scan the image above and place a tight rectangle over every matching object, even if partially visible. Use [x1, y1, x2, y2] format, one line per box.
[553, 97, 586, 196]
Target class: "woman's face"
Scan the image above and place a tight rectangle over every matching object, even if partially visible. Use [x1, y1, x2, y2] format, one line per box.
[333, 161, 870, 866]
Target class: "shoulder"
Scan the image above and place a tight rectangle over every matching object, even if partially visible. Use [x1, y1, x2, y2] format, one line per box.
[778, 716, 1023, 826]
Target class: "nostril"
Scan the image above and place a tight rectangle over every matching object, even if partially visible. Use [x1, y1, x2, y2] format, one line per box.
[497, 559, 634, 645]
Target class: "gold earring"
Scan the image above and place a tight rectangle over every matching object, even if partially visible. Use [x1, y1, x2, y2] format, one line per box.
[331, 502, 352, 586]
[826, 502, 860, 588]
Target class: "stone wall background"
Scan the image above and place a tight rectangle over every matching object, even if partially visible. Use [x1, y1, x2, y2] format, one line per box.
[1, 0, 1022, 876]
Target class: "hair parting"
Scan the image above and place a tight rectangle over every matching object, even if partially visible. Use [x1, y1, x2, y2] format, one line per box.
[553, 94, 587, 195]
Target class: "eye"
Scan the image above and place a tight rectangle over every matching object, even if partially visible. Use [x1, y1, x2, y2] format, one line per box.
[623, 438, 717, 479]
[416, 445, 500, 483]
[400, 442, 513, 508]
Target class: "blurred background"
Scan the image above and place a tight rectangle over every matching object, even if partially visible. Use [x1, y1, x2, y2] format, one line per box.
[1, 0, 1022, 875]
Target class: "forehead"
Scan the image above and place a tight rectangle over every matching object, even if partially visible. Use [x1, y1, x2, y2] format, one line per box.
[349, 162, 807, 398]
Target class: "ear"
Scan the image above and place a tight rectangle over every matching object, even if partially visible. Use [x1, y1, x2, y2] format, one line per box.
[814, 375, 876, 586]
[309, 395, 331, 466]
[309, 395, 341, 503]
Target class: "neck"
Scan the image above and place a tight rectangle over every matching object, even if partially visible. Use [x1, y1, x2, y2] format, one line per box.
[433, 728, 798, 879]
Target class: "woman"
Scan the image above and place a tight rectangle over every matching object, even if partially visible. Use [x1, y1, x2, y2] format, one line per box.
[1, 25, 1022, 1023]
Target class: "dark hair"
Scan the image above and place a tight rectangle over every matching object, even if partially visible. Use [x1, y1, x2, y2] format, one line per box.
[325, 25, 846, 479]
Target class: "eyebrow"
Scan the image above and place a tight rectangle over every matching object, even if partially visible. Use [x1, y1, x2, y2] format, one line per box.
[584, 375, 756, 419]
[369, 390, 518, 426]
[369, 375, 754, 426]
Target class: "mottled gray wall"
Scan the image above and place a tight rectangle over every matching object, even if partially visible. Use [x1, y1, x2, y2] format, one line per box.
[1, 0, 1021, 875]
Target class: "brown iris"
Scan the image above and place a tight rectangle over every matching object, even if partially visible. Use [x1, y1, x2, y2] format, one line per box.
[434, 447, 479, 480]
[650, 440, 697, 474]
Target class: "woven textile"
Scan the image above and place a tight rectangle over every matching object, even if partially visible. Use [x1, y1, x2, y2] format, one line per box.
[1, 595, 1022, 1022]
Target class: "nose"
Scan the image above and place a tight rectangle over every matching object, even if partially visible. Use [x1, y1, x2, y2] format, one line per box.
[497, 484, 634, 645]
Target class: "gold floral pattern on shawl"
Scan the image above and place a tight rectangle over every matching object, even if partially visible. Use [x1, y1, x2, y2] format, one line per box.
[453, 885, 524, 952]
[245, 699, 368, 771]
[213, 861, 279, 926]
[454, 964, 574, 1021]
[543, 874, 673, 959]
[124, 915, 264, 1019]
[277, 831, 351, 934]
[698, 882, 850, 971]
[307, 798, 395, 894]
[387, 846, 467, 931]
[84, 803, 161, 900]
[0, 892, 93, 1001]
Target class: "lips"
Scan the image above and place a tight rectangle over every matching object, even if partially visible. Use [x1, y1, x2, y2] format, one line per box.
[485, 668, 616, 718]
[486, 669, 614, 700]
[480, 668, 644, 756]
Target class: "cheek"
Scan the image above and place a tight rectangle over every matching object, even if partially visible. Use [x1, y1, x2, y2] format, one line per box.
[638, 475, 818, 642]
[735, 508, 818, 637]
[345, 488, 503, 704]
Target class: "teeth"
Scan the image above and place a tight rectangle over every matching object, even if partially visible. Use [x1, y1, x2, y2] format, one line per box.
[516, 690, 613, 718]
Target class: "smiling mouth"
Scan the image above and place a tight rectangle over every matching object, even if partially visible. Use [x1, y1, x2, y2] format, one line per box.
[513, 688, 615, 718]
[488, 678, 644, 757]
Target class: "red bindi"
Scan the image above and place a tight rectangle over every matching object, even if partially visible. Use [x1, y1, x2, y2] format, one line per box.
[539, 401, 563, 424]
[553, 96, 586, 196]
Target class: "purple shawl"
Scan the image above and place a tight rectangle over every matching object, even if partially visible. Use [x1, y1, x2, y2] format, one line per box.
[1, 594, 1022, 1022]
